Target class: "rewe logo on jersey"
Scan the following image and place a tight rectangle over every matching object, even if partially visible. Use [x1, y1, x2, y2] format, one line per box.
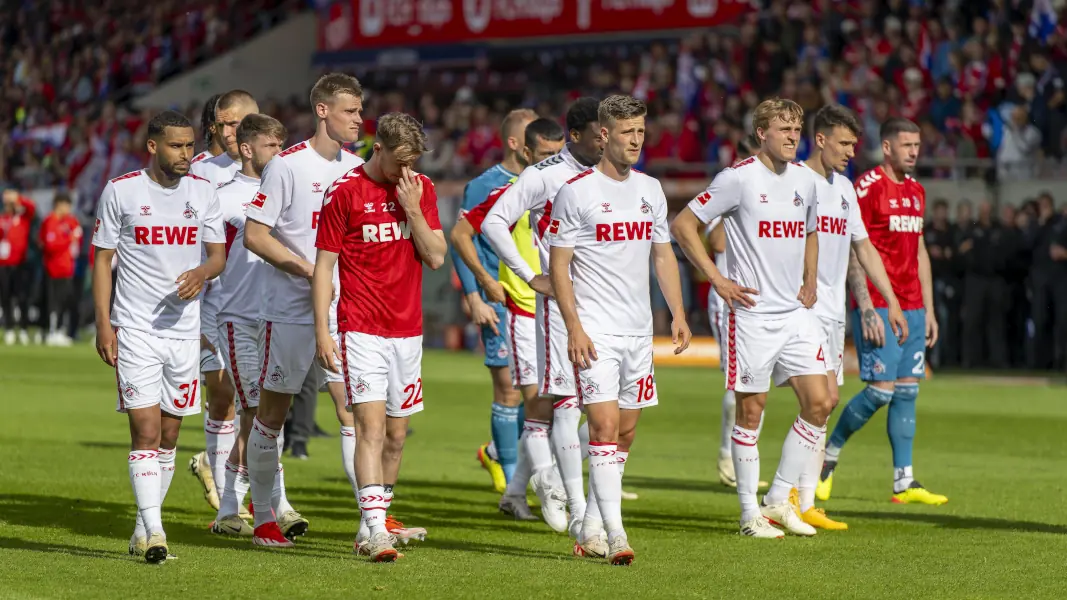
[134, 226, 199, 245]
[595, 221, 653, 242]
[758, 220, 806, 239]
[889, 215, 924, 233]
[818, 215, 848, 236]
[362, 221, 411, 242]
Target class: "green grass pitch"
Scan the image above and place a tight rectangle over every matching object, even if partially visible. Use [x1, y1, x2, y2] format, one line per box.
[1, 345, 1066, 599]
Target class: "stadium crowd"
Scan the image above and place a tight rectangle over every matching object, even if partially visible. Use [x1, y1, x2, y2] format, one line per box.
[2, 0, 1067, 371]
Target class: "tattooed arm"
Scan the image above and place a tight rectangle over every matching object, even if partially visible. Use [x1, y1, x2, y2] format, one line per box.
[848, 246, 886, 348]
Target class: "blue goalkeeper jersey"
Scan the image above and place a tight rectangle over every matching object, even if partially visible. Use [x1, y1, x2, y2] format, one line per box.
[453, 163, 518, 297]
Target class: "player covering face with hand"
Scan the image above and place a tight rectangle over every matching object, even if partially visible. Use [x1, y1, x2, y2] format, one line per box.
[548, 95, 691, 565]
[671, 98, 836, 539]
[92, 111, 226, 562]
[313, 113, 445, 562]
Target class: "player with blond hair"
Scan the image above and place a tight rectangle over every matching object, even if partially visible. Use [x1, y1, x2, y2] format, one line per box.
[672, 98, 833, 538]
[313, 113, 445, 561]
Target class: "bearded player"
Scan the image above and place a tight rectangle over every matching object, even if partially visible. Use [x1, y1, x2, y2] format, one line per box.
[242, 73, 365, 546]
[452, 117, 567, 519]
[452, 108, 537, 492]
[550, 95, 690, 564]
[672, 98, 832, 539]
[817, 117, 947, 506]
[208, 113, 286, 537]
[313, 113, 445, 561]
[92, 111, 226, 562]
[784, 105, 908, 529]
[481, 98, 604, 533]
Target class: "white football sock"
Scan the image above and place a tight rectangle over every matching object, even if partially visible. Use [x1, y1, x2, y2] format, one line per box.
[765, 416, 826, 506]
[486, 440, 499, 462]
[504, 436, 532, 497]
[359, 484, 388, 536]
[522, 419, 554, 475]
[731, 425, 761, 522]
[797, 435, 825, 512]
[588, 442, 623, 541]
[550, 403, 585, 516]
[719, 390, 736, 460]
[893, 465, 914, 493]
[340, 426, 358, 500]
[247, 417, 280, 527]
[158, 447, 176, 504]
[218, 460, 243, 518]
[205, 419, 235, 500]
[578, 420, 589, 457]
[128, 450, 163, 536]
[273, 464, 294, 516]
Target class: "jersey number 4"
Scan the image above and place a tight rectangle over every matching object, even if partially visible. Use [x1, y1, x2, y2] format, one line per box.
[402, 378, 424, 410]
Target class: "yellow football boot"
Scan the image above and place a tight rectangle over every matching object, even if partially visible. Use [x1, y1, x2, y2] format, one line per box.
[476, 443, 507, 494]
[892, 481, 948, 505]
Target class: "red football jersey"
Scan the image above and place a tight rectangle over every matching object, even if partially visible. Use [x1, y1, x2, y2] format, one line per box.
[315, 165, 442, 338]
[852, 166, 926, 311]
[463, 183, 512, 234]
[39, 213, 83, 278]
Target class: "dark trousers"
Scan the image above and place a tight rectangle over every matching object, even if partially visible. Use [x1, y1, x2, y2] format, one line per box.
[1029, 270, 1067, 369]
[285, 366, 320, 445]
[932, 277, 960, 368]
[1005, 279, 1029, 368]
[961, 274, 1009, 369]
[45, 276, 74, 333]
[0, 263, 30, 330]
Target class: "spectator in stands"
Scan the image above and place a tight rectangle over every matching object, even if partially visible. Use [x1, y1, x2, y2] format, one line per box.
[958, 201, 1008, 369]
[997, 104, 1042, 181]
[38, 192, 81, 346]
[925, 198, 958, 368]
[998, 203, 1030, 369]
[0, 186, 35, 345]
[1028, 193, 1067, 370]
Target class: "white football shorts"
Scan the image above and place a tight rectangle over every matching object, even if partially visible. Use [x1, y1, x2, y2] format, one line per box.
[258, 320, 316, 395]
[319, 330, 344, 391]
[535, 296, 576, 397]
[772, 316, 843, 388]
[722, 308, 826, 393]
[574, 333, 659, 410]
[219, 321, 261, 411]
[199, 295, 224, 373]
[115, 328, 201, 416]
[506, 308, 538, 388]
[338, 332, 425, 418]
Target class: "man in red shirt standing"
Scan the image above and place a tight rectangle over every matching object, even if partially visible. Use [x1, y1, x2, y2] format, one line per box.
[312, 113, 446, 562]
[0, 187, 37, 345]
[39, 192, 83, 346]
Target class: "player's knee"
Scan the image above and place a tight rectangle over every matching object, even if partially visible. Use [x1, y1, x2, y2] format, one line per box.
[865, 384, 894, 407]
[735, 398, 764, 430]
[617, 423, 637, 451]
[526, 396, 554, 420]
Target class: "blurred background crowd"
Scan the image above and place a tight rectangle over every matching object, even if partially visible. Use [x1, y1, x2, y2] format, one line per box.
[2, 0, 1067, 371]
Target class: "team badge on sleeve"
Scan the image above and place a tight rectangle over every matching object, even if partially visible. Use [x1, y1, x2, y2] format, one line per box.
[251, 192, 267, 208]
[548, 219, 561, 235]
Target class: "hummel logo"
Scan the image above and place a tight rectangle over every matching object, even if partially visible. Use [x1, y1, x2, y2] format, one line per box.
[140, 206, 152, 216]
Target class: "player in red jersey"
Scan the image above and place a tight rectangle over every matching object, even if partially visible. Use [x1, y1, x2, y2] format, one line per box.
[312, 113, 445, 562]
[818, 117, 948, 505]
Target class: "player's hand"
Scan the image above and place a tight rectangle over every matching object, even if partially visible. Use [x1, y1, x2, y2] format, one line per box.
[176, 266, 207, 300]
[797, 281, 817, 309]
[316, 332, 341, 374]
[568, 328, 598, 370]
[96, 325, 118, 367]
[468, 295, 500, 336]
[925, 310, 939, 348]
[860, 307, 885, 348]
[887, 303, 909, 345]
[528, 274, 554, 298]
[713, 276, 757, 311]
[200, 334, 217, 355]
[397, 166, 424, 214]
[480, 277, 507, 304]
[671, 317, 692, 355]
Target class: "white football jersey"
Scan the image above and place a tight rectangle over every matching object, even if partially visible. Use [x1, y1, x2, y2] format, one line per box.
[482, 145, 590, 282]
[244, 141, 363, 325]
[215, 172, 264, 325]
[191, 153, 240, 188]
[802, 162, 868, 323]
[688, 157, 819, 317]
[92, 170, 225, 339]
[548, 167, 670, 336]
[191, 150, 215, 165]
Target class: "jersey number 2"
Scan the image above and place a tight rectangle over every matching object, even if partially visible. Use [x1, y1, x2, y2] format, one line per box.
[912, 351, 925, 376]
[174, 381, 199, 409]
[402, 378, 424, 410]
